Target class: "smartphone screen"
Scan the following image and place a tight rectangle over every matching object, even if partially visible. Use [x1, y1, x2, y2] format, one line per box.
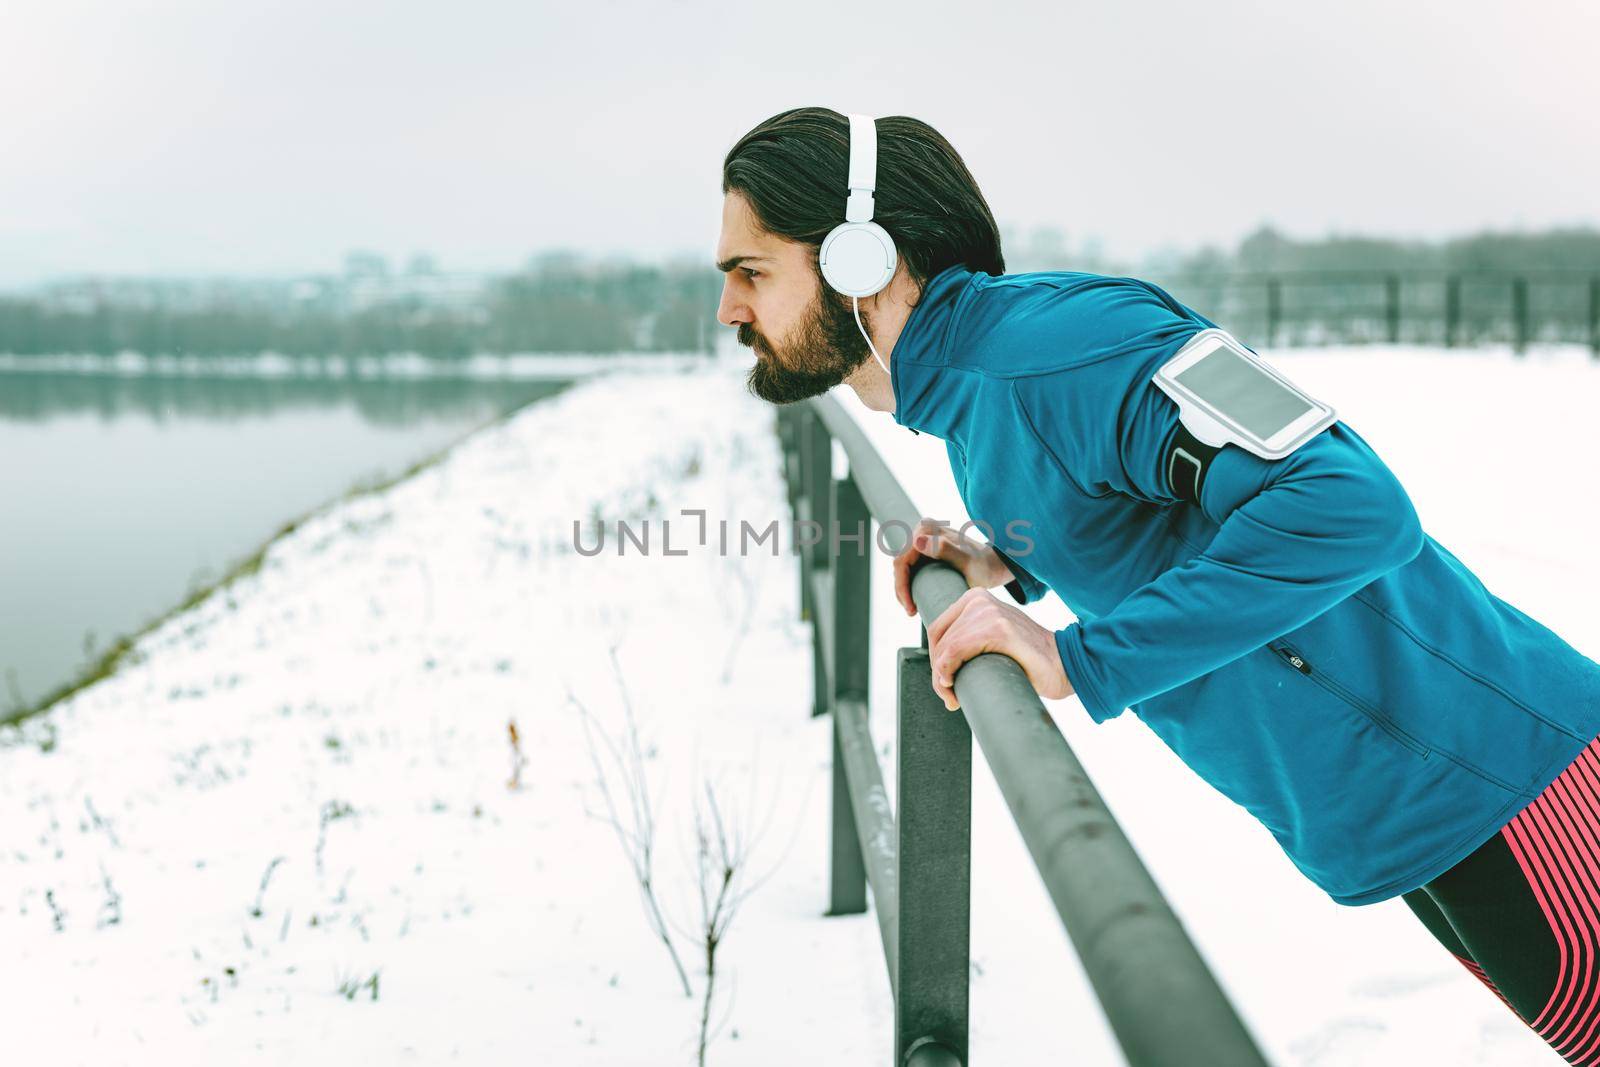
[1175, 348, 1313, 440]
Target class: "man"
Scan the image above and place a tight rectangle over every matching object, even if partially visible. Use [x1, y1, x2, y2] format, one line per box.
[715, 106, 1600, 1063]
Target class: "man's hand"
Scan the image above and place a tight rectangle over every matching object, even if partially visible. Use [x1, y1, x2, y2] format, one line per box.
[925, 588, 1075, 711]
[892, 519, 1014, 617]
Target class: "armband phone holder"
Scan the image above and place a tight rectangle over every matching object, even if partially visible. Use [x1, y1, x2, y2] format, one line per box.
[1152, 328, 1339, 504]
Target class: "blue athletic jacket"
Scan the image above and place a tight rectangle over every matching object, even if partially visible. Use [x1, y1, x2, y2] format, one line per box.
[889, 263, 1600, 905]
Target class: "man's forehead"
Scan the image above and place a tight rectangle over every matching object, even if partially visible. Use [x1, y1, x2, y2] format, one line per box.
[715, 220, 782, 271]
[716, 192, 788, 268]
[715, 228, 778, 269]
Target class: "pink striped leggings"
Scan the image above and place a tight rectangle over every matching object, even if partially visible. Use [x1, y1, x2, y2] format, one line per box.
[1403, 736, 1600, 1064]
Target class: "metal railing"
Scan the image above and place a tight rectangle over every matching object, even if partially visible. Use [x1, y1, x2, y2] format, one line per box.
[777, 398, 1272, 1067]
[1148, 269, 1600, 353]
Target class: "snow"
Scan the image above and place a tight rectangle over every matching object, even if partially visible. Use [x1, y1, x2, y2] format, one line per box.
[3, 343, 1597, 1065]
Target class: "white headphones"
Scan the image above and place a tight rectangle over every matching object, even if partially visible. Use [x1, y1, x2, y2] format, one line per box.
[820, 114, 898, 298]
[819, 113, 897, 374]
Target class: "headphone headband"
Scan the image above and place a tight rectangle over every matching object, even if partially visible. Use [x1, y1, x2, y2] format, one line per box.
[818, 110, 898, 311]
[845, 113, 877, 223]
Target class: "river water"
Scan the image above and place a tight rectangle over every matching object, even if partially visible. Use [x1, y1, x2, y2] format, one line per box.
[0, 369, 574, 711]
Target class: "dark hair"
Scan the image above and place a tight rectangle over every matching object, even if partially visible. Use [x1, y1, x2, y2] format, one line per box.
[721, 107, 1005, 296]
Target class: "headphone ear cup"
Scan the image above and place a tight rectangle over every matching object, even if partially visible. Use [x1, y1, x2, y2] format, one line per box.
[820, 221, 898, 298]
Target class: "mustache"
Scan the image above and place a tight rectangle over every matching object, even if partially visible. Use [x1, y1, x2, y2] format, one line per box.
[738, 324, 767, 353]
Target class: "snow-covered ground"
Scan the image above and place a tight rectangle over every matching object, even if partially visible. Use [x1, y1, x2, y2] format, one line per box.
[3, 344, 1597, 1065]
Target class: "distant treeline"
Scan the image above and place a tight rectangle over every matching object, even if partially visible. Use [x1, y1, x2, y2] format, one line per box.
[0, 257, 722, 358]
[1141, 224, 1600, 277]
[1043, 225, 1600, 350]
[3, 227, 1599, 357]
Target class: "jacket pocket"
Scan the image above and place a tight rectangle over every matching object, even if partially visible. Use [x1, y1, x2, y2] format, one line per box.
[1269, 642, 1432, 759]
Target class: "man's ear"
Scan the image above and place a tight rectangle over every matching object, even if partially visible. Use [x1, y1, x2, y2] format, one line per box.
[861, 261, 909, 310]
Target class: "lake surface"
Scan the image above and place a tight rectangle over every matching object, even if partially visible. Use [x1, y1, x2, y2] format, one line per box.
[0, 369, 574, 712]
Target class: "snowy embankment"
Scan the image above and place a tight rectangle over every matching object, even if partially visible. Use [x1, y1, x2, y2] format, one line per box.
[0, 362, 877, 1065]
[3, 345, 1597, 1065]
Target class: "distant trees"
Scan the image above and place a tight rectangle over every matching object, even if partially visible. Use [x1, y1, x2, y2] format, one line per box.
[1226, 224, 1600, 277]
[5, 227, 1597, 359]
[998, 224, 1600, 350]
[0, 256, 723, 358]
[1001, 221, 1600, 279]
[1153, 227, 1600, 350]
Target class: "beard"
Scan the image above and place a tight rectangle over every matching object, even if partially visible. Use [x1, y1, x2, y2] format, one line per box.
[741, 285, 874, 405]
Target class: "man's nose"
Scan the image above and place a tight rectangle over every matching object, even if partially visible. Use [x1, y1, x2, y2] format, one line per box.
[717, 282, 752, 328]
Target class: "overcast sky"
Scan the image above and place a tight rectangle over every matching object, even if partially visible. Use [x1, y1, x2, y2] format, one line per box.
[2, 0, 1596, 286]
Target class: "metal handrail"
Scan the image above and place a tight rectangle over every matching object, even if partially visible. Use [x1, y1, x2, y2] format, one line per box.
[779, 395, 1272, 1067]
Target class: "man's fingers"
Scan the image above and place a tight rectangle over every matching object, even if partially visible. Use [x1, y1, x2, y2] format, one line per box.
[927, 586, 986, 652]
[892, 550, 912, 615]
[890, 533, 922, 606]
[893, 523, 975, 620]
[916, 528, 961, 563]
[926, 591, 983, 710]
[927, 591, 1008, 711]
[892, 543, 926, 616]
[930, 612, 975, 710]
[893, 534, 944, 618]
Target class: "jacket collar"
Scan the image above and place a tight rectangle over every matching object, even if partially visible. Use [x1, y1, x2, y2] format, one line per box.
[890, 263, 980, 445]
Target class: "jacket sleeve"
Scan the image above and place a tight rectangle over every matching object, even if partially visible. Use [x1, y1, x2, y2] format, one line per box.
[1020, 354, 1426, 724]
[992, 544, 1049, 605]
[945, 439, 1049, 605]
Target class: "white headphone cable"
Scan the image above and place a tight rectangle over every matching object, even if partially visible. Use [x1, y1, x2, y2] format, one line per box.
[852, 296, 890, 375]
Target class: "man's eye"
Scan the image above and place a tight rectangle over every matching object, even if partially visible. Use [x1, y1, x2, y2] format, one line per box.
[742, 268, 761, 280]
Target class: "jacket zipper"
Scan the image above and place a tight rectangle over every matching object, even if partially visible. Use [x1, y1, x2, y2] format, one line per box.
[1270, 643, 1432, 758]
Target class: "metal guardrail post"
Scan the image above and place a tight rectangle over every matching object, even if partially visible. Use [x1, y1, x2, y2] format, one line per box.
[1265, 277, 1281, 347]
[790, 409, 813, 634]
[800, 410, 831, 717]
[793, 393, 1271, 1067]
[1513, 275, 1530, 354]
[1590, 276, 1600, 358]
[803, 410, 833, 573]
[1384, 273, 1401, 343]
[828, 709, 870, 916]
[904, 1044, 963, 1067]
[1445, 275, 1461, 348]
[827, 472, 873, 916]
[832, 472, 871, 703]
[895, 646, 970, 1067]
[835, 695, 900, 979]
[777, 407, 800, 516]
[908, 562, 1271, 1067]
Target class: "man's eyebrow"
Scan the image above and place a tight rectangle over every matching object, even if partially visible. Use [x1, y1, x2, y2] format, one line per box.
[716, 254, 773, 273]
